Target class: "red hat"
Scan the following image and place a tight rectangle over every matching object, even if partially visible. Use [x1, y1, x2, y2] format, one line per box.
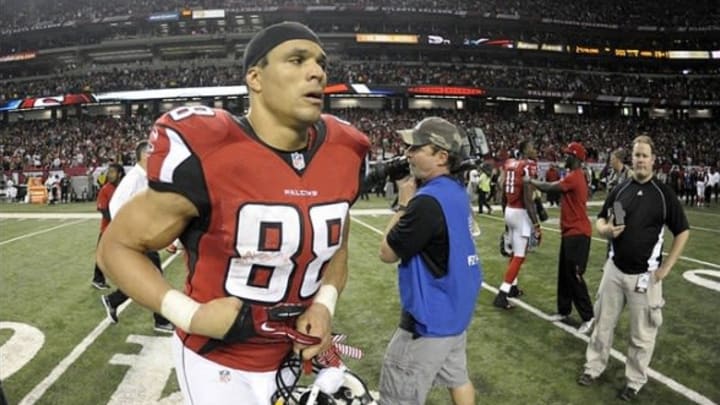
[563, 142, 586, 161]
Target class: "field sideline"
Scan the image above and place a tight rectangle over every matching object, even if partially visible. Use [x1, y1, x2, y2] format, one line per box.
[0, 198, 718, 405]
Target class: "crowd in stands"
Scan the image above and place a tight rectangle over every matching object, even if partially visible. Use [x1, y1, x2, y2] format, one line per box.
[3, 0, 718, 34]
[340, 109, 719, 169]
[328, 62, 720, 100]
[2, 110, 717, 177]
[0, 115, 152, 172]
[4, 16, 718, 56]
[2, 0, 225, 33]
[2, 1, 717, 207]
[2, 64, 246, 100]
[3, 60, 719, 102]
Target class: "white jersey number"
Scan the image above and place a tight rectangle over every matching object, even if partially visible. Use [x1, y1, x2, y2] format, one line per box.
[505, 170, 516, 194]
[168, 105, 216, 121]
[226, 202, 348, 303]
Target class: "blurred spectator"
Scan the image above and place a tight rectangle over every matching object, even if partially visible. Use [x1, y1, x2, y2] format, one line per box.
[1, 110, 718, 177]
[2, 0, 718, 36]
[3, 61, 719, 102]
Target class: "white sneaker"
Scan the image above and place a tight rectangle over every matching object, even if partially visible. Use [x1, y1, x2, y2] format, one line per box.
[578, 318, 595, 334]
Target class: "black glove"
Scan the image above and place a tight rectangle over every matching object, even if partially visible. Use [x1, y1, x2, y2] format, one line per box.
[532, 224, 543, 247]
[199, 303, 321, 354]
[499, 231, 512, 257]
[535, 197, 548, 222]
[223, 303, 322, 346]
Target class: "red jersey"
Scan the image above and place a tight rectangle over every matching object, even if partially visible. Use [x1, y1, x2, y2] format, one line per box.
[503, 158, 537, 209]
[545, 166, 560, 182]
[96, 183, 116, 232]
[558, 168, 592, 237]
[146, 107, 370, 371]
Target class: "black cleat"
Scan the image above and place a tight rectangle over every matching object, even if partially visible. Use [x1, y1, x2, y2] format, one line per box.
[508, 286, 524, 298]
[618, 386, 638, 401]
[153, 322, 174, 334]
[577, 373, 596, 386]
[92, 280, 109, 290]
[101, 295, 118, 323]
[493, 292, 514, 310]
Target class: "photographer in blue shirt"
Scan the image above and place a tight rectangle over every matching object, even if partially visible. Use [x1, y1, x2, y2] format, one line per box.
[379, 117, 482, 405]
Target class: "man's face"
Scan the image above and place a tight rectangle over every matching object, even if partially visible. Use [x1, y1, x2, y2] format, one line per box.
[526, 142, 537, 159]
[610, 154, 620, 169]
[249, 39, 327, 127]
[405, 144, 449, 181]
[106, 168, 119, 184]
[632, 142, 655, 182]
[139, 149, 149, 167]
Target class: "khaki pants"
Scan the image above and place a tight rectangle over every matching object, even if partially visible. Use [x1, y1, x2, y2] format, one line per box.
[379, 329, 469, 405]
[583, 258, 664, 390]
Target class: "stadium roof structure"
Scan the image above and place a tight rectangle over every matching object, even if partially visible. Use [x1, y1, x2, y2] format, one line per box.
[3, 82, 719, 113]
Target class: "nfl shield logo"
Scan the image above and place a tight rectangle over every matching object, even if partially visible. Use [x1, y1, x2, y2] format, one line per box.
[291, 152, 306, 170]
[219, 370, 231, 383]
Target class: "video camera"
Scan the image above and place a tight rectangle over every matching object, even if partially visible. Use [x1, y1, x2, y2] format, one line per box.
[364, 156, 482, 188]
[365, 156, 411, 186]
[363, 125, 488, 188]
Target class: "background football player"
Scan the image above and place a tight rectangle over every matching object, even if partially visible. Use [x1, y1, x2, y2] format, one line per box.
[493, 139, 541, 309]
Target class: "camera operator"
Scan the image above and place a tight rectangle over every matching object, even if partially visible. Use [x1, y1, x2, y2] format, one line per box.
[378, 117, 482, 405]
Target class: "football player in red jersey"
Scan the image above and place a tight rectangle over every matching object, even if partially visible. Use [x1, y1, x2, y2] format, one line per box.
[527, 142, 595, 333]
[91, 163, 124, 289]
[493, 140, 541, 309]
[97, 22, 370, 404]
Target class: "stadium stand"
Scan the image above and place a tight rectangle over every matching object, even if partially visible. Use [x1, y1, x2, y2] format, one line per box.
[2, 61, 720, 101]
[2, 0, 719, 34]
[1, 0, 718, 201]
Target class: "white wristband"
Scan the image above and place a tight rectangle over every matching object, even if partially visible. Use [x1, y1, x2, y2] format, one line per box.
[160, 290, 201, 333]
[314, 285, 338, 317]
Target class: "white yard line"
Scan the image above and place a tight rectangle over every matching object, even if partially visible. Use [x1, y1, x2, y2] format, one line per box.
[0, 213, 99, 219]
[20, 253, 180, 405]
[490, 214, 720, 270]
[351, 216, 717, 405]
[543, 218, 719, 269]
[0, 219, 88, 246]
[6, 209, 717, 404]
[684, 209, 720, 219]
[434, 210, 720, 269]
[689, 225, 720, 234]
[351, 208, 720, 270]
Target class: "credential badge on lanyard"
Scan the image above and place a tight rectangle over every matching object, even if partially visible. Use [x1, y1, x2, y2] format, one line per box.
[635, 273, 650, 294]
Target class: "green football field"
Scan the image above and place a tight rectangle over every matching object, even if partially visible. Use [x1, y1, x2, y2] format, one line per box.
[1, 196, 718, 405]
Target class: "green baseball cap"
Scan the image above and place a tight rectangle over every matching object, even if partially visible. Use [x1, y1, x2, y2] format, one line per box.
[397, 117, 464, 154]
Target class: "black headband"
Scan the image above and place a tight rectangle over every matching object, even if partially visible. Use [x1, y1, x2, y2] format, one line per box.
[243, 21, 321, 73]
